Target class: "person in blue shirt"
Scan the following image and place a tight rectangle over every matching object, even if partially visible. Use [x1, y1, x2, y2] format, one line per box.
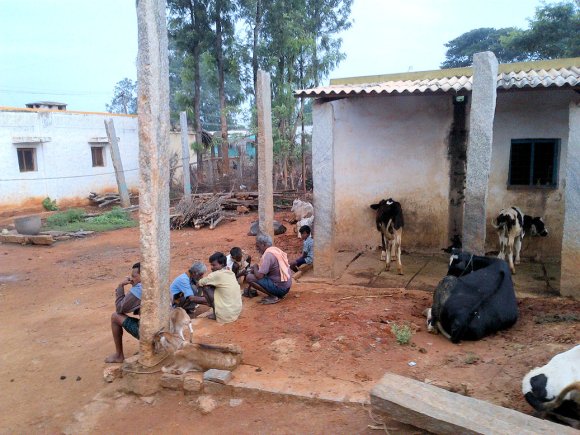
[290, 225, 314, 271]
[170, 262, 207, 315]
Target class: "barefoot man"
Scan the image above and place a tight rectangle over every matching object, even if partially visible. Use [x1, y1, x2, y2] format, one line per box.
[105, 262, 142, 363]
[246, 234, 292, 304]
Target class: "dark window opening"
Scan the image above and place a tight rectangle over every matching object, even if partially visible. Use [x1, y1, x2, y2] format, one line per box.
[509, 139, 559, 187]
[91, 146, 105, 167]
[17, 148, 36, 172]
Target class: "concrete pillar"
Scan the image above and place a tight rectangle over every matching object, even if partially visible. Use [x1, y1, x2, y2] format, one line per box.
[179, 111, 192, 197]
[560, 101, 580, 300]
[312, 100, 336, 278]
[256, 70, 274, 239]
[462, 51, 498, 254]
[104, 119, 131, 208]
[136, 0, 171, 367]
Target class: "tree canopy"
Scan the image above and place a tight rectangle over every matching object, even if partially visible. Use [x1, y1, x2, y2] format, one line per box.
[441, 1, 580, 68]
[106, 78, 137, 114]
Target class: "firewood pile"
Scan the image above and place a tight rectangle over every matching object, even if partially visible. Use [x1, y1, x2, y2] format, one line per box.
[88, 192, 134, 208]
[170, 195, 226, 230]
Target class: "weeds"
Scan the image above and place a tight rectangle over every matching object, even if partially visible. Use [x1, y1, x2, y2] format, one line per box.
[464, 352, 480, 365]
[391, 323, 413, 345]
[42, 197, 58, 211]
[44, 207, 136, 232]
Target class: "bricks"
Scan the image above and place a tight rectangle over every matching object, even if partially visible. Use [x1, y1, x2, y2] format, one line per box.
[160, 373, 184, 390]
[203, 369, 232, 384]
[183, 374, 203, 394]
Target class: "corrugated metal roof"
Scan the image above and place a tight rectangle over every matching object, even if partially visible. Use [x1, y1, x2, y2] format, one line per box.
[295, 58, 580, 98]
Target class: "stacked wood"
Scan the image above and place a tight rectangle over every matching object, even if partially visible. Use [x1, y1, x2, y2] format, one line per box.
[170, 195, 226, 230]
[88, 192, 134, 208]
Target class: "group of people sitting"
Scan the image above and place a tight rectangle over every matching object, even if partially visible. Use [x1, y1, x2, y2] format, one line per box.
[105, 225, 314, 363]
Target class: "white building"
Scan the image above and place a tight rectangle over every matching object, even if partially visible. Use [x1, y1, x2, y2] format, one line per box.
[0, 106, 139, 210]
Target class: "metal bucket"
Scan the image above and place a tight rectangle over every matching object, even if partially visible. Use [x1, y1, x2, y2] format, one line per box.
[14, 215, 42, 235]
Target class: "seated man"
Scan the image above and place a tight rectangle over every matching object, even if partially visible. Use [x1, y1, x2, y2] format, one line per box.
[226, 247, 252, 285]
[290, 225, 313, 272]
[190, 253, 242, 323]
[246, 234, 292, 305]
[170, 262, 206, 315]
[105, 262, 142, 363]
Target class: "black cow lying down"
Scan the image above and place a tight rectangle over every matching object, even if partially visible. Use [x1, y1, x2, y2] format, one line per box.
[424, 251, 518, 343]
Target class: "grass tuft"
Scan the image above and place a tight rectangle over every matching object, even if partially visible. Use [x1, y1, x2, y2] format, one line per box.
[391, 323, 413, 345]
[44, 207, 136, 232]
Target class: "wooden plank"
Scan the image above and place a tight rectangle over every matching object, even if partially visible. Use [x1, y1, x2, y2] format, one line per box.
[370, 373, 578, 435]
[104, 119, 131, 208]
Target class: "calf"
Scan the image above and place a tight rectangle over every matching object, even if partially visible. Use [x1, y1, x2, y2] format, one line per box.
[296, 215, 314, 238]
[492, 207, 548, 274]
[291, 199, 313, 221]
[424, 252, 518, 342]
[522, 345, 580, 428]
[370, 198, 404, 274]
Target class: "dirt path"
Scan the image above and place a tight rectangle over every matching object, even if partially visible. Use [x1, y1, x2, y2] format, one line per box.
[0, 212, 578, 432]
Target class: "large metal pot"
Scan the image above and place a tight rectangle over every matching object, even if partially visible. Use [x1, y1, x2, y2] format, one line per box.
[14, 215, 42, 235]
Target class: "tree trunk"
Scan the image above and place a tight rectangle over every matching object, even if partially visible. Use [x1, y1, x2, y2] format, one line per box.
[190, 0, 204, 183]
[252, 0, 261, 95]
[301, 95, 306, 191]
[215, 0, 229, 179]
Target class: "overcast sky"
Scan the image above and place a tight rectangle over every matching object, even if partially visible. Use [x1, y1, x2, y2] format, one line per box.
[0, 0, 561, 112]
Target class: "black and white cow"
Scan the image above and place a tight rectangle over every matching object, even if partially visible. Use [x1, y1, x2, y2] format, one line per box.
[492, 207, 548, 274]
[522, 344, 580, 428]
[424, 251, 518, 342]
[370, 198, 404, 274]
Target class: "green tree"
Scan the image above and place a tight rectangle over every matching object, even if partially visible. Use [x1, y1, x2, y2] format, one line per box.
[106, 78, 137, 114]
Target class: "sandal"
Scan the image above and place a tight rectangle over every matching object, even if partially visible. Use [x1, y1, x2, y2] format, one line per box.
[260, 296, 280, 305]
[243, 288, 258, 298]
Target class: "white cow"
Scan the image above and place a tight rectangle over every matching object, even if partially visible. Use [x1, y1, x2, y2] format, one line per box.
[291, 199, 314, 237]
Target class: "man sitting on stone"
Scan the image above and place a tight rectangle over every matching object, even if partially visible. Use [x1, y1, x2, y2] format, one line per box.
[226, 247, 251, 285]
[105, 262, 142, 363]
[246, 234, 292, 304]
[190, 253, 242, 323]
[170, 262, 206, 315]
[290, 225, 313, 272]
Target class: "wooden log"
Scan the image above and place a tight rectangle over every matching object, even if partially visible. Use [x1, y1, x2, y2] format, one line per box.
[209, 215, 224, 230]
[104, 119, 131, 208]
[370, 373, 578, 435]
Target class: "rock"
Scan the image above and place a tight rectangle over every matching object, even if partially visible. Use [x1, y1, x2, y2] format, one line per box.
[103, 365, 122, 383]
[236, 206, 250, 214]
[60, 375, 66, 380]
[196, 395, 217, 414]
[248, 220, 287, 236]
[311, 342, 321, 350]
[203, 369, 232, 385]
[160, 373, 184, 390]
[184, 374, 203, 393]
[270, 338, 296, 361]
[229, 398, 243, 407]
[76, 376, 82, 381]
[141, 396, 156, 405]
[1, 229, 8, 235]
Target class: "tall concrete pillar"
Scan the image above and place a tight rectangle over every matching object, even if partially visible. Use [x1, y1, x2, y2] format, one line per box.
[136, 0, 171, 366]
[256, 70, 274, 239]
[312, 100, 336, 278]
[560, 101, 580, 300]
[462, 51, 498, 254]
[179, 111, 192, 197]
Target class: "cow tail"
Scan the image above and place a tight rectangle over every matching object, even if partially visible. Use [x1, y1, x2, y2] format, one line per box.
[540, 382, 580, 411]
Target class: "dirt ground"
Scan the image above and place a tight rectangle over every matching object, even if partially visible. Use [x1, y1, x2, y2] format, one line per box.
[0, 211, 578, 433]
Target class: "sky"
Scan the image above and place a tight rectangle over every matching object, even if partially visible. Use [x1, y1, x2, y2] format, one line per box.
[0, 0, 562, 112]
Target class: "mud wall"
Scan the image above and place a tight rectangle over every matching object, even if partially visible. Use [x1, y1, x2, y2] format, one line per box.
[0, 110, 139, 210]
[331, 94, 453, 252]
[486, 89, 576, 261]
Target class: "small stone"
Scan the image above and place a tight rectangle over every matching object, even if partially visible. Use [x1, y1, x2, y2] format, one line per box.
[183, 374, 202, 393]
[10, 379, 14, 382]
[255, 368, 262, 372]
[141, 396, 156, 405]
[229, 398, 243, 407]
[160, 373, 184, 390]
[103, 365, 122, 383]
[419, 347, 427, 354]
[76, 376, 82, 381]
[203, 369, 232, 385]
[311, 341, 321, 350]
[60, 375, 66, 380]
[408, 361, 417, 367]
[196, 395, 217, 414]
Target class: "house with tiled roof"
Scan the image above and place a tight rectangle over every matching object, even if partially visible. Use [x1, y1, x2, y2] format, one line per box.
[296, 54, 579, 298]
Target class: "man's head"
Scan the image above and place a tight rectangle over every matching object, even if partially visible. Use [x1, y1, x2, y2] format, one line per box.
[209, 252, 227, 272]
[188, 261, 207, 280]
[230, 247, 243, 262]
[255, 234, 273, 254]
[299, 225, 311, 240]
[130, 262, 141, 285]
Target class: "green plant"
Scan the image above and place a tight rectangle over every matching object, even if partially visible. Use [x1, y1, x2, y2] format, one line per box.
[45, 208, 85, 227]
[42, 197, 58, 211]
[43, 207, 136, 232]
[87, 207, 132, 225]
[391, 323, 413, 345]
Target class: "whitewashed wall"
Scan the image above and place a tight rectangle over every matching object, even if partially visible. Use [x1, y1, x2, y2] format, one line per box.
[0, 109, 139, 210]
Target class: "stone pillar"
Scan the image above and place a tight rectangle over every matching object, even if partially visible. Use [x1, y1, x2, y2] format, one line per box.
[136, 0, 171, 367]
[560, 101, 580, 300]
[462, 51, 498, 254]
[256, 70, 274, 239]
[312, 100, 336, 278]
[104, 119, 131, 208]
[179, 111, 192, 197]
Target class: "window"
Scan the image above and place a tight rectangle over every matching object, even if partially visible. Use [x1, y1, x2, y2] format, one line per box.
[91, 146, 105, 167]
[509, 139, 559, 187]
[17, 148, 36, 172]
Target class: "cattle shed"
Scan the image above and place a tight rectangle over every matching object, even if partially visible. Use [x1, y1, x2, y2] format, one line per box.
[296, 54, 580, 299]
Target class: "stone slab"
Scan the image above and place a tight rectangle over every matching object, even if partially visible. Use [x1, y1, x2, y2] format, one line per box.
[183, 373, 203, 393]
[370, 373, 578, 435]
[160, 373, 184, 390]
[203, 369, 232, 385]
[0, 234, 54, 245]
